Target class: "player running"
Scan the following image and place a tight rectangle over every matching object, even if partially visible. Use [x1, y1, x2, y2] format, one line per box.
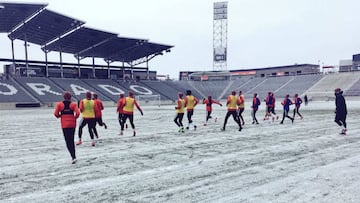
[54, 91, 80, 164]
[174, 92, 185, 133]
[293, 93, 303, 120]
[76, 91, 97, 146]
[184, 90, 199, 130]
[116, 93, 126, 135]
[334, 88, 347, 135]
[202, 95, 222, 126]
[251, 93, 261, 124]
[92, 93, 107, 139]
[237, 91, 245, 125]
[119, 91, 143, 136]
[222, 91, 242, 131]
[280, 94, 294, 124]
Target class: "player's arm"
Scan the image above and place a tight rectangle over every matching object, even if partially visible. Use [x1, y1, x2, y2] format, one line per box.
[71, 103, 80, 119]
[134, 100, 143, 115]
[53, 102, 62, 118]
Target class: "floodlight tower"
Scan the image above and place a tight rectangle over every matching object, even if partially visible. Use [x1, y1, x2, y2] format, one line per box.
[213, 1, 228, 71]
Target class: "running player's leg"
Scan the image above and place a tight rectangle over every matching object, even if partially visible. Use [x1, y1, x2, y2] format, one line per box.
[63, 128, 76, 160]
[222, 111, 231, 130]
[231, 111, 242, 130]
[77, 119, 86, 144]
[174, 114, 181, 127]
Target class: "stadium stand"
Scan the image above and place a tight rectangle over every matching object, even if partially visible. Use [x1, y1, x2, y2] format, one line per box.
[251, 76, 293, 99]
[0, 77, 39, 103]
[275, 74, 323, 98]
[305, 72, 360, 100]
[169, 81, 204, 99]
[344, 77, 360, 96]
[12, 77, 65, 103]
[50, 78, 111, 102]
[188, 80, 230, 100]
[140, 80, 180, 101]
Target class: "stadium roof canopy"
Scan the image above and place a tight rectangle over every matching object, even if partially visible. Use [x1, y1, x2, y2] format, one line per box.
[0, 2, 173, 65]
[0, 2, 47, 33]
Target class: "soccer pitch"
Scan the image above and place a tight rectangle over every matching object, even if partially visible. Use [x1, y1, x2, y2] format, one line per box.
[1, 101, 360, 202]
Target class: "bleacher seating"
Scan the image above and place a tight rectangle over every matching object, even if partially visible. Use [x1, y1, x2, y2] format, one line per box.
[275, 74, 323, 98]
[1, 73, 360, 105]
[305, 72, 360, 100]
[0, 77, 38, 103]
[13, 77, 64, 103]
[140, 80, 179, 101]
[50, 78, 111, 102]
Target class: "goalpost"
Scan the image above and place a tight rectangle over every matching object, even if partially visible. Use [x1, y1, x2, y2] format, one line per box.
[135, 94, 161, 107]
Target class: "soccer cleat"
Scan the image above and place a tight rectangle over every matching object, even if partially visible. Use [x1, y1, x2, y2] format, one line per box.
[221, 127, 225, 131]
[194, 125, 197, 130]
[133, 131, 136, 136]
[280, 121, 283, 124]
[239, 127, 242, 131]
[119, 131, 124, 136]
[340, 129, 347, 135]
[104, 123, 108, 129]
[95, 134, 99, 139]
[76, 140, 82, 145]
[214, 117, 218, 122]
[276, 116, 279, 120]
[291, 118, 294, 123]
[91, 140, 95, 147]
[125, 124, 128, 129]
[203, 123, 207, 126]
[72, 158, 77, 164]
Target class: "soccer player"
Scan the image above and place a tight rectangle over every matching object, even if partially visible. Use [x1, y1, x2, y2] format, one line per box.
[184, 90, 199, 130]
[264, 92, 278, 122]
[280, 94, 294, 124]
[334, 88, 347, 135]
[237, 91, 245, 125]
[54, 91, 80, 164]
[222, 91, 242, 131]
[92, 93, 107, 139]
[119, 91, 143, 136]
[293, 93, 303, 120]
[174, 92, 185, 133]
[251, 93, 261, 124]
[202, 95, 222, 126]
[77, 91, 97, 146]
[116, 93, 125, 134]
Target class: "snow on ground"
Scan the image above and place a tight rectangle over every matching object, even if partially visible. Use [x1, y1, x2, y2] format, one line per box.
[1, 100, 360, 202]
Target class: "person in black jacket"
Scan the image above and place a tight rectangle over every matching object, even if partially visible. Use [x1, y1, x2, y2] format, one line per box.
[334, 88, 347, 135]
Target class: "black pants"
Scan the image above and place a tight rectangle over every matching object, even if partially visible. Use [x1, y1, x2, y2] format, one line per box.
[78, 118, 96, 139]
[335, 113, 347, 128]
[174, 113, 184, 127]
[93, 117, 107, 138]
[281, 110, 293, 122]
[293, 107, 302, 118]
[62, 128, 76, 159]
[252, 109, 259, 123]
[187, 110, 194, 124]
[118, 113, 124, 127]
[237, 108, 244, 124]
[223, 111, 241, 129]
[206, 111, 212, 122]
[121, 114, 135, 130]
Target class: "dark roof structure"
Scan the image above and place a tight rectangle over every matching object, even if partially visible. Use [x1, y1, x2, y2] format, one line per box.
[0, 2, 173, 66]
[0, 2, 47, 32]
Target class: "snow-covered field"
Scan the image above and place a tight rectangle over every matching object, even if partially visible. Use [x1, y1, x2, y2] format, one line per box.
[1, 101, 360, 203]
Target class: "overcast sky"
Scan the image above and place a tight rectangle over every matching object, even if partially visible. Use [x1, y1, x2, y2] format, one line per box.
[1, 0, 360, 79]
